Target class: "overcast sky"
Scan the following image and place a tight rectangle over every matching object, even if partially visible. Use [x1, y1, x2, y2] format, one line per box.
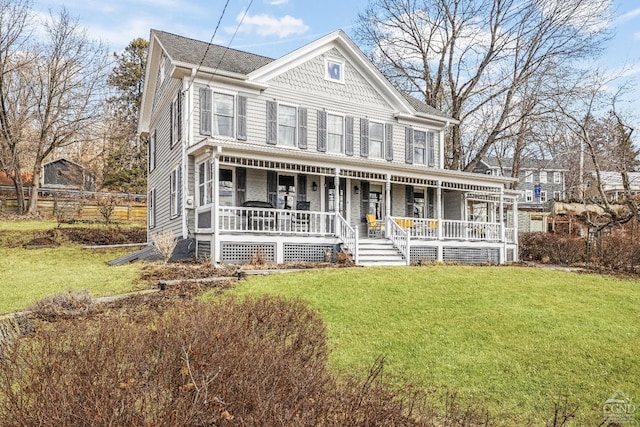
[34, 0, 640, 129]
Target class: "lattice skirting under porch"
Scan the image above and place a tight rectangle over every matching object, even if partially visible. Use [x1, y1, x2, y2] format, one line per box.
[220, 242, 276, 264]
[443, 247, 500, 264]
[410, 246, 438, 263]
[283, 244, 337, 263]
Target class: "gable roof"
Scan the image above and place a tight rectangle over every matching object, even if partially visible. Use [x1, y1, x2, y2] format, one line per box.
[152, 30, 273, 75]
[139, 29, 453, 134]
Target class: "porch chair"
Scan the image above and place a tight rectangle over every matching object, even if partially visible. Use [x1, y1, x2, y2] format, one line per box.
[366, 214, 384, 237]
[293, 200, 311, 232]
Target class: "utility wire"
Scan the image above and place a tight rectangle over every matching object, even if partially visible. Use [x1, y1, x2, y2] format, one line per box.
[185, 0, 231, 94]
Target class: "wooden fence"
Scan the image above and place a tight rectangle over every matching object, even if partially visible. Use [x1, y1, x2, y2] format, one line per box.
[0, 199, 146, 223]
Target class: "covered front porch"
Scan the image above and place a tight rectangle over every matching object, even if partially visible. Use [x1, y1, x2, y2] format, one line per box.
[188, 145, 518, 265]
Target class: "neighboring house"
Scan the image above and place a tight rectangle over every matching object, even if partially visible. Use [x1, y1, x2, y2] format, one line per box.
[474, 157, 567, 232]
[587, 171, 640, 201]
[138, 29, 520, 266]
[41, 158, 95, 192]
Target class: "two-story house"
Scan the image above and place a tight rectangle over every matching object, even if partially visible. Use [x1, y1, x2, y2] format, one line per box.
[138, 29, 520, 266]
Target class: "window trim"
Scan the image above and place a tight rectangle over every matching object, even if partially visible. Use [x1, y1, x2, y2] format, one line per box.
[524, 171, 533, 183]
[326, 111, 345, 154]
[369, 120, 385, 159]
[148, 188, 156, 229]
[199, 88, 237, 138]
[197, 159, 213, 208]
[170, 166, 181, 218]
[540, 190, 547, 203]
[413, 129, 427, 165]
[525, 190, 533, 202]
[539, 170, 547, 184]
[553, 171, 561, 184]
[325, 57, 345, 84]
[277, 102, 298, 148]
[170, 94, 182, 148]
[149, 129, 156, 172]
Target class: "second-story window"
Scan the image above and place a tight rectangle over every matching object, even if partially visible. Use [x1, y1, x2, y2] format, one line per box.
[200, 89, 237, 138]
[369, 122, 384, 159]
[414, 130, 426, 164]
[327, 113, 343, 153]
[214, 93, 234, 137]
[525, 171, 533, 183]
[539, 171, 547, 184]
[278, 105, 297, 146]
[554, 171, 561, 184]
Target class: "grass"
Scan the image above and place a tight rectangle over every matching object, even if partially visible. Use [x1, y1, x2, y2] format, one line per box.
[217, 266, 640, 425]
[0, 220, 144, 314]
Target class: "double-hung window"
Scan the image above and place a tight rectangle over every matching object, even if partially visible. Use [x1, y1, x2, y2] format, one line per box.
[198, 160, 213, 207]
[524, 171, 533, 183]
[525, 190, 533, 202]
[540, 191, 547, 203]
[278, 105, 297, 147]
[148, 188, 156, 228]
[213, 93, 234, 137]
[369, 122, 384, 159]
[554, 171, 561, 184]
[414, 130, 426, 164]
[327, 113, 344, 153]
[539, 171, 547, 184]
[170, 95, 182, 147]
[200, 89, 235, 138]
[170, 166, 181, 218]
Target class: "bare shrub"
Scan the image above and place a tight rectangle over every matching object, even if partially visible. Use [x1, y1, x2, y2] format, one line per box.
[335, 248, 353, 265]
[27, 289, 96, 321]
[152, 229, 177, 263]
[249, 246, 266, 265]
[519, 233, 586, 265]
[594, 231, 640, 273]
[0, 296, 492, 426]
[96, 195, 117, 225]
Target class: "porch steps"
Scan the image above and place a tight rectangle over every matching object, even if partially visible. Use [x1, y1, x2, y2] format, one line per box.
[357, 238, 407, 267]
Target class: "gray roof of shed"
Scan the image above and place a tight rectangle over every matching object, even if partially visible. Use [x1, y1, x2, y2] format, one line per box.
[152, 29, 274, 75]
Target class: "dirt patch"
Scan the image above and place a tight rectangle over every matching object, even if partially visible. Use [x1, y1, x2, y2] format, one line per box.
[139, 262, 238, 282]
[59, 227, 146, 246]
[23, 236, 60, 249]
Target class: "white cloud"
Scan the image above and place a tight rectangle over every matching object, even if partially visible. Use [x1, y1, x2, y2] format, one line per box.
[228, 12, 309, 38]
[267, 0, 289, 5]
[635, 32, 640, 40]
[617, 8, 640, 23]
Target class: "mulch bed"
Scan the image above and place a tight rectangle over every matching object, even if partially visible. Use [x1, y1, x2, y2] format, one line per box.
[59, 227, 146, 246]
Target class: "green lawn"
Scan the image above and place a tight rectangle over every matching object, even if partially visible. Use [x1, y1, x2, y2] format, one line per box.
[0, 220, 143, 314]
[219, 266, 640, 425]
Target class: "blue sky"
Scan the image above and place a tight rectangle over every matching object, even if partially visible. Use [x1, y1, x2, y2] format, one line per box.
[34, 0, 640, 128]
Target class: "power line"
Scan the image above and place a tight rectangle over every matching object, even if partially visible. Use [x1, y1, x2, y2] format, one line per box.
[185, 0, 232, 94]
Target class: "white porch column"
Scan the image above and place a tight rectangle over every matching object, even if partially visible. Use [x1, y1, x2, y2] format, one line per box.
[334, 168, 340, 216]
[512, 197, 519, 261]
[436, 180, 443, 262]
[499, 187, 506, 263]
[212, 148, 221, 263]
[385, 174, 391, 238]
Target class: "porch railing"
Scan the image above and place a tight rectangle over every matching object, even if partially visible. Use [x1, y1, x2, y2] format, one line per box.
[218, 207, 335, 235]
[505, 227, 515, 243]
[387, 216, 410, 265]
[336, 213, 358, 264]
[390, 217, 505, 242]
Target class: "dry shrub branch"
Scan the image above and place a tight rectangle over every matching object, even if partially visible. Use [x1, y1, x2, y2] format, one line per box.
[0, 296, 489, 426]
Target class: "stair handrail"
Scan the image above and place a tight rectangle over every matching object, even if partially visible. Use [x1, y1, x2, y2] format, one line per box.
[336, 213, 358, 265]
[387, 216, 410, 265]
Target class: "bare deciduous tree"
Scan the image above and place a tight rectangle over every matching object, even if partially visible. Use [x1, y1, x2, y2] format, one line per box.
[26, 9, 108, 215]
[355, 0, 611, 171]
